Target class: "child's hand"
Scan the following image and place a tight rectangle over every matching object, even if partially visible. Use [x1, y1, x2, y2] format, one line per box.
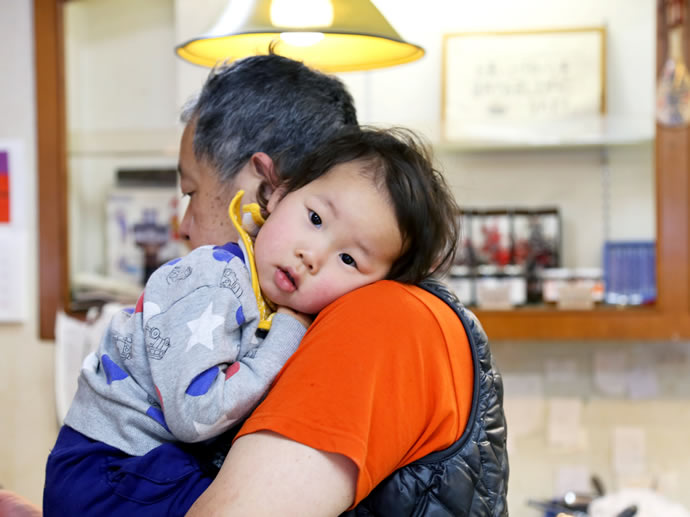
[276, 306, 314, 328]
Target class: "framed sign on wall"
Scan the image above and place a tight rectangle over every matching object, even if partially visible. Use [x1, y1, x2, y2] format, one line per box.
[441, 27, 606, 145]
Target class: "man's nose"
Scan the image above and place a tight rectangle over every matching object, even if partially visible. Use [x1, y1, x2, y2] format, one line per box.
[178, 208, 192, 247]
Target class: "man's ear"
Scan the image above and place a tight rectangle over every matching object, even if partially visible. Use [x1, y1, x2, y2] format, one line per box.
[249, 152, 279, 189]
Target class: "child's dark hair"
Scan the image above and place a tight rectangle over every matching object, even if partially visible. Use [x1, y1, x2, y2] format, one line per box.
[264, 126, 460, 284]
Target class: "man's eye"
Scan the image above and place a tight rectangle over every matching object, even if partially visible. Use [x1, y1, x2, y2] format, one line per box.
[181, 191, 194, 199]
[309, 210, 322, 227]
[340, 253, 357, 268]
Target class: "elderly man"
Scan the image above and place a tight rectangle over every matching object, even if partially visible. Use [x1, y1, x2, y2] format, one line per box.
[43, 53, 508, 517]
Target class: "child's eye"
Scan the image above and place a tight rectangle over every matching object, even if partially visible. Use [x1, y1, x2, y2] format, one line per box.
[340, 253, 357, 268]
[309, 210, 322, 227]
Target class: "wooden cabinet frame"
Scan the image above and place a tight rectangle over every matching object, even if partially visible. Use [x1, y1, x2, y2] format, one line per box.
[35, 0, 68, 339]
[33, 0, 690, 340]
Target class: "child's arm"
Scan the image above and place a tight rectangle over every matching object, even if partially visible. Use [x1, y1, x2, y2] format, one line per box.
[145, 245, 307, 443]
[182, 312, 306, 441]
[153, 313, 306, 443]
[276, 305, 314, 328]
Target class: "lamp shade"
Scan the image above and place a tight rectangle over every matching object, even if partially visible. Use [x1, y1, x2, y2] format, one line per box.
[175, 0, 425, 72]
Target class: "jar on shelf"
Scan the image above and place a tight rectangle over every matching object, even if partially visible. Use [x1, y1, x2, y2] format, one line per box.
[541, 268, 571, 304]
[475, 265, 527, 309]
[476, 265, 510, 309]
[573, 267, 604, 303]
[540, 267, 604, 308]
[503, 265, 527, 306]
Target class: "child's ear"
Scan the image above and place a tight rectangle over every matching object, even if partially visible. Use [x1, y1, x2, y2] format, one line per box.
[266, 186, 286, 214]
[250, 152, 279, 191]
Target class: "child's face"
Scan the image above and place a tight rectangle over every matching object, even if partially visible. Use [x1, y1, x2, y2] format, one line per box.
[254, 161, 403, 314]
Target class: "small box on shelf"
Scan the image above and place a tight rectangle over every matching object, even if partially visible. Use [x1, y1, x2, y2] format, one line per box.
[603, 241, 657, 306]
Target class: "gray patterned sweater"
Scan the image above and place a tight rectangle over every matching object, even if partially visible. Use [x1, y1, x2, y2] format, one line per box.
[64, 240, 306, 456]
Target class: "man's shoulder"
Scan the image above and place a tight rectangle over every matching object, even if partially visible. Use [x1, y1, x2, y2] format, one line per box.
[343, 280, 445, 305]
[324, 280, 455, 325]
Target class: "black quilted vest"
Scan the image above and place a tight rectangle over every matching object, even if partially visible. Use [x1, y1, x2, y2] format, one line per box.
[342, 279, 509, 517]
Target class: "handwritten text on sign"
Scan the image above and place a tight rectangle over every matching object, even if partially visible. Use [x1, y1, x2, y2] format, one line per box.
[443, 29, 605, 139]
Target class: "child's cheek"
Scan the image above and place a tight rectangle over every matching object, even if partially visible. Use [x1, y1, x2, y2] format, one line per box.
[302, 283, 342, 314]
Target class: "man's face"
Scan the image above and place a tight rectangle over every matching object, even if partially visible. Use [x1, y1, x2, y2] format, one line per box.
[177, 122, 261, 249]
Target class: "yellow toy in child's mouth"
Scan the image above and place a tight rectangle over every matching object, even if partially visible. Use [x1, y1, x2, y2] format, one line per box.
[228, 190, 275, 331]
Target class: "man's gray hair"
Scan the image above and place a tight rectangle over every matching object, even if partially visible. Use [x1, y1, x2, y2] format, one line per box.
[181, 53, 358, 184]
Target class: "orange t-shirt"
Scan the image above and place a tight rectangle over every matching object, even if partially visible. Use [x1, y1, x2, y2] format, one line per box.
[236, 280, 474, 506]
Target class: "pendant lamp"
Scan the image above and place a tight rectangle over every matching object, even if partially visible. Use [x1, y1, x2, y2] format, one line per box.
[175, 0, 424, 72]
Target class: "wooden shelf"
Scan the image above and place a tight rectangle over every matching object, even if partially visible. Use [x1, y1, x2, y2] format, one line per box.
[472, 305, 688, 340]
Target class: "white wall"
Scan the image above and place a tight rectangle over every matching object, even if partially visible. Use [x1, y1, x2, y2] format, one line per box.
[0, 0, 60, 506]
